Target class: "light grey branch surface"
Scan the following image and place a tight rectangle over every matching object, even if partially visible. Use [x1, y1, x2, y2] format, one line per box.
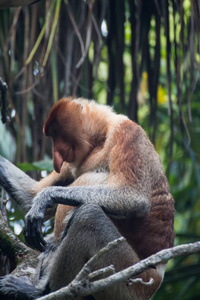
[38, 239, 200, 300]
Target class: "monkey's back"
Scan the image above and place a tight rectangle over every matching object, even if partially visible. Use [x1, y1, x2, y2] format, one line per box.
[109, 120, 175, 258]
[111, 183, 174, 259]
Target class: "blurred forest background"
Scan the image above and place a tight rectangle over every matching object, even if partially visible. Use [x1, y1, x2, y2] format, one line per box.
[0, 0, 200, 299]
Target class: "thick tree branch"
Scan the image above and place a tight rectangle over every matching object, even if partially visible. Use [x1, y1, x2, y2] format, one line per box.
[0, 194, 39, 279]
[38, 239, 200, 300]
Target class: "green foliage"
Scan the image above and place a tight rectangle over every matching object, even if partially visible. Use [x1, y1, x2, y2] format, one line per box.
[17, 159, 54, 173]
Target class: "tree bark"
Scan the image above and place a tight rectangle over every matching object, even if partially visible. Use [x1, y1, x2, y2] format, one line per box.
[38, 238, 200, 300]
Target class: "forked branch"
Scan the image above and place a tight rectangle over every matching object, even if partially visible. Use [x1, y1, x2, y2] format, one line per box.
[38, 239, 200, 300]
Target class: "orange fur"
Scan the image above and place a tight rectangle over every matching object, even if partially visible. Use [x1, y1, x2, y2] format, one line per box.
[38, 97, 174, 299]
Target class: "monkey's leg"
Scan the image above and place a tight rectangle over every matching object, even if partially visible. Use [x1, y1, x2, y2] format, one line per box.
[47, 204, 164, 300]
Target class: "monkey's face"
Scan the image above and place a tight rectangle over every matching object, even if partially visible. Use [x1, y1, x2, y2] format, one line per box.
[43, 98, 92, 172]
[52, 136, 74, 172]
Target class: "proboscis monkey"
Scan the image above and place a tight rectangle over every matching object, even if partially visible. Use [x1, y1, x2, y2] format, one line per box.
[0, 97, 174, 300]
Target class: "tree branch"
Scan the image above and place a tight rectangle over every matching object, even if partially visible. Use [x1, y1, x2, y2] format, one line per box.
[38, 239, 200, 300]
[0, 192, 39, 279]
[0, 78, 8, 123]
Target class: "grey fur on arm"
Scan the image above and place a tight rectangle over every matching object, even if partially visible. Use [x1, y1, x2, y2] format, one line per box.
[24, 184, 150, 251]
[0, 155, 36, 212]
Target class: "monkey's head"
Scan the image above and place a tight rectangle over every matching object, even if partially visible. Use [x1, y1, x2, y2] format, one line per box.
[43, 97, 114, 172]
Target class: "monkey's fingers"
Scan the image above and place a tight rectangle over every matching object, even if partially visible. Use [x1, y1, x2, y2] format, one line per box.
[24, 216, 46, 252]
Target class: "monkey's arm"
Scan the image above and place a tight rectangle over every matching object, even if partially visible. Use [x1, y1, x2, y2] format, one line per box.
[24, 183, 151, 251]
[0, 155, 37, 212]
[0, 155, 73, 213]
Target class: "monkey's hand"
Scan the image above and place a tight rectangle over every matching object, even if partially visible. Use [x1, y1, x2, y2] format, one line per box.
[24, 188, 55, 252]
[24, 186, 81, 251]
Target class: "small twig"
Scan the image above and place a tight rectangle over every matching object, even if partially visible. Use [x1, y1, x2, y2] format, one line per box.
[37, 238, 125, 300]
[127, 277, 154, 286]
[75, 237, 125, 282]
[0, 189, 9, 222]
[65, 0, 85, 65]
[75, 0, 93, 69]
[0, 77, 8, 123]
[37, 240, 200, 300]
[15, 83, 36, 95]
[89, 265, 115, 280]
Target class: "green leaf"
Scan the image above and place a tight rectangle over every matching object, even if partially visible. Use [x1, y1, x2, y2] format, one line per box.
[17, 160, 54, 172]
